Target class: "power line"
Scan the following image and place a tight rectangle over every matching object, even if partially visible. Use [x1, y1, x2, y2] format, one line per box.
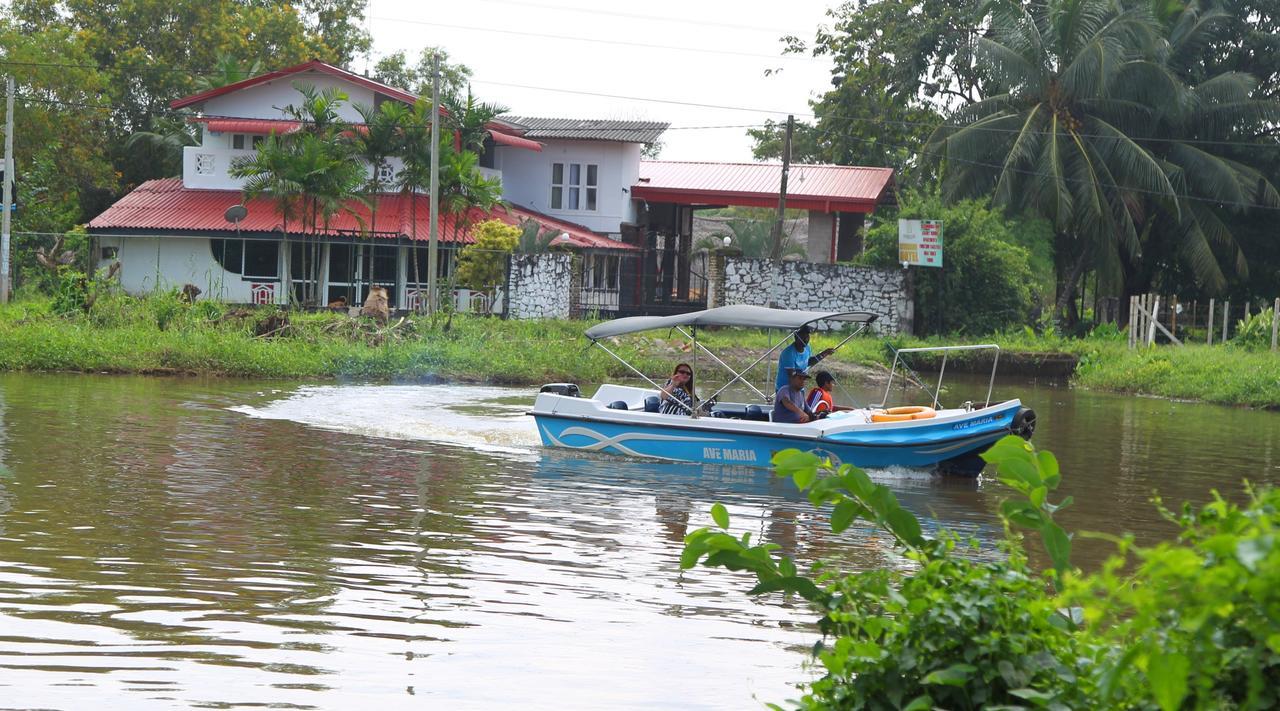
[365, 16, 811, 62]
[447, 0, 810, 35]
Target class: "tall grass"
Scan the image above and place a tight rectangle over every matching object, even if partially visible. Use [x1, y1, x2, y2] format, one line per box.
[2, 294, 1275, 408]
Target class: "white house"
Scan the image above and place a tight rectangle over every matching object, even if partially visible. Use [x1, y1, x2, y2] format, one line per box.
[89, 60, 648, 310]
[88, 59, 896, 315]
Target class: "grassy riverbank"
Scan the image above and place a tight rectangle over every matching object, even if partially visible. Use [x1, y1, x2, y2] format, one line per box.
[1, 294, 1276, 408]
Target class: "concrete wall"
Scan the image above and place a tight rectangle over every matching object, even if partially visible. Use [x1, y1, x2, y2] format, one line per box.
[720, 257, 911, 334]
[496, 139, 640, 235]
[506, 253, 572, 319]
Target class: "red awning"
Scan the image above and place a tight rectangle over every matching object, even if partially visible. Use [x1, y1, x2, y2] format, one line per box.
[489, 130, 542, 152]
[195, 118, 303, 135]
[633, 161, 895, 213]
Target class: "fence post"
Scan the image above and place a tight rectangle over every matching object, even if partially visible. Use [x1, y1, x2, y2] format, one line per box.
[1222, 300, 1230, 343]
[1272, 297, 1278, 352]
[1128, 295, 1136, 349]
[1170, 295, 1178, 339]
[1207, 298, 1214, 345]
[1148, 296, 1161, 346]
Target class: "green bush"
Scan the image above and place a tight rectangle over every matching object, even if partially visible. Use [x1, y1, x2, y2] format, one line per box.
[683, 439, 1280, 710]
[859, 190, 1052, 335]
[1231, 307, 1275, 351]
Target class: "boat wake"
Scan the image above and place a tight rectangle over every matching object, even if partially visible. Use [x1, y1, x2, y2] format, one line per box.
[229, 384, 542, 457]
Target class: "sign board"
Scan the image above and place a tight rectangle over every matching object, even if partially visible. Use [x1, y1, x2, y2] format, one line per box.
[898, 219, 943, 268]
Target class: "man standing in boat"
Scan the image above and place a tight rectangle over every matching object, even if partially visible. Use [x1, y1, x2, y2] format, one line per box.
[775, 325, 835, 393]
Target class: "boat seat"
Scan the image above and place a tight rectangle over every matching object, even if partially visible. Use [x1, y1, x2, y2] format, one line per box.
[744, 405, 770, 422]
[607, 400, 629, 410]
[710, 404, 750, 420]
[644, 396, 661, 413]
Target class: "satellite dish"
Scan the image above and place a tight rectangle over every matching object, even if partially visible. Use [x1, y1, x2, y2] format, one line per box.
[224, 204, 248, 224]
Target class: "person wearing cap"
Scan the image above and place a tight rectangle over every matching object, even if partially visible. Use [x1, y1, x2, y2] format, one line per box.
[772, 368, 813, 424]
[806, 370, 849, 416]
[775, 325, 836, 393]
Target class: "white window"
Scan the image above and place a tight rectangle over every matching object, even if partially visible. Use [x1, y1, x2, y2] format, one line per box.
[551, 162, 598, 211]
[195, 153, 215, 175]
[232, 134, 245, 150]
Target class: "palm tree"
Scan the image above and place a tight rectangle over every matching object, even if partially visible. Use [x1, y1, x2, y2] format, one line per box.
[396, 99, 437, 301]
[443, 89, 509, 155]
[440, 146, 503, 245]
[352, 101, 407, 237]
[929, 0, 1280, 320]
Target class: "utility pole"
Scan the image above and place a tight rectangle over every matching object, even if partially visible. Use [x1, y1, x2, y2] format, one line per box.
[767, 114, 794, 308]
[1, 76, 14, 304]
[427, 53, 441, 314]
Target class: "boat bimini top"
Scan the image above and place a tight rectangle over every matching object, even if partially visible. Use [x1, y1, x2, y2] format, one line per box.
[583, 305, 878, 414]
[583, 305, 877, 340]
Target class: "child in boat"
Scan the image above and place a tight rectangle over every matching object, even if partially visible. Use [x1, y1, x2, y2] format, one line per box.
[658, 363, 696, 415]
[806, 371, 850, 416]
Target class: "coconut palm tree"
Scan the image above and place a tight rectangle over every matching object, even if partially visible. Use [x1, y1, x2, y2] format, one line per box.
[440, 146, 503, 245]
[929, 0, 1280, 319]
[194, 54, 264, 91]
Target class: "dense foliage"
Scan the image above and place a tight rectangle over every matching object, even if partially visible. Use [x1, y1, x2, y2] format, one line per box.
[683, 438, 1280, 709]
[453, 220, 520, 292]
[766, 0, 1280, 313]
[860, 191, 1053, 334]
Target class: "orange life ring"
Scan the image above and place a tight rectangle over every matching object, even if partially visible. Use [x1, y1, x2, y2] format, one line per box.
[870, 406, 936, 423]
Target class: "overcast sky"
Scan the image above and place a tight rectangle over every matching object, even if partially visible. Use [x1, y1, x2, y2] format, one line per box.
[368, 0, 839, 162]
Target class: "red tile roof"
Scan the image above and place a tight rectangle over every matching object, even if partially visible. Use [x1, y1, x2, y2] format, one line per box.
[633, 160, 895, 213]
[171, 60, 418, 110]
[87, 178, 633, 250]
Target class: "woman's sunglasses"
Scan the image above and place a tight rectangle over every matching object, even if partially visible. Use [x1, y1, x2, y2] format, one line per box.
[676, 369, 692, 376]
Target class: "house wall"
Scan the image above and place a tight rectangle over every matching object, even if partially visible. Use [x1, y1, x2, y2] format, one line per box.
[719, 257, 911, 334]
[96, 234, 281, 304]
[495, 139, 641, 235]
[200, 72, 381, 123]
[184, 72, 408, 191]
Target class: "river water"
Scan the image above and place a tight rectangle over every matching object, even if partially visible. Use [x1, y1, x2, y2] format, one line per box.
[0, 373, 1277, 709]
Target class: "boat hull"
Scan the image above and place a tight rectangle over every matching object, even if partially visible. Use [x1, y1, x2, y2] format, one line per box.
[532, 399, 1022, 471]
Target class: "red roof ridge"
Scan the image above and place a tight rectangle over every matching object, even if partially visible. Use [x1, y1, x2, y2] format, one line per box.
[641, 159, 893, 171]
[171, 59, 418, 110]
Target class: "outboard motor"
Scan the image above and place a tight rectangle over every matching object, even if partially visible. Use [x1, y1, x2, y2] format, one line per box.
[1012, 407, 1037, 440]
[540, 383, 580, 397]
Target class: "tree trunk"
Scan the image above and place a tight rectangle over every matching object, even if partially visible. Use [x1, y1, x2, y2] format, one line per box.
[1054, 237, 1089, 330]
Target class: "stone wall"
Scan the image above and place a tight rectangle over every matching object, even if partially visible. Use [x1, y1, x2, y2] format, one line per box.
[505, 253, 572, 319]
[721, 257, 912, 334]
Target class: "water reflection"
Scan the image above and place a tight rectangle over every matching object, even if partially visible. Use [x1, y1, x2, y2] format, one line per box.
[0, 374, 1276, 709]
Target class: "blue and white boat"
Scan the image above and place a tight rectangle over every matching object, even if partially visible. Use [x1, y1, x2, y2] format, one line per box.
[530, 306, 1036, 475]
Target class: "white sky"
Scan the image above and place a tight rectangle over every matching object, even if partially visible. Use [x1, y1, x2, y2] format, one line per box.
[367, 0, 839, 161]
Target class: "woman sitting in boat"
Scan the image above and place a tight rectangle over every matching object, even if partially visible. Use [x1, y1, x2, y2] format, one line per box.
[658, 363, 696, 415]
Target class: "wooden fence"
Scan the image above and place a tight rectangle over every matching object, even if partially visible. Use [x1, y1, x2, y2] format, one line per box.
[1127, 295, 1280, 350]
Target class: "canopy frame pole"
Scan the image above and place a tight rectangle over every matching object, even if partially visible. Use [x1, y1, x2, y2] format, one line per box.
[674, 326, 770, 403]
[690, 325, 700, 418]
[590, 339, 693, 414]
[702, 331, 796, 405]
